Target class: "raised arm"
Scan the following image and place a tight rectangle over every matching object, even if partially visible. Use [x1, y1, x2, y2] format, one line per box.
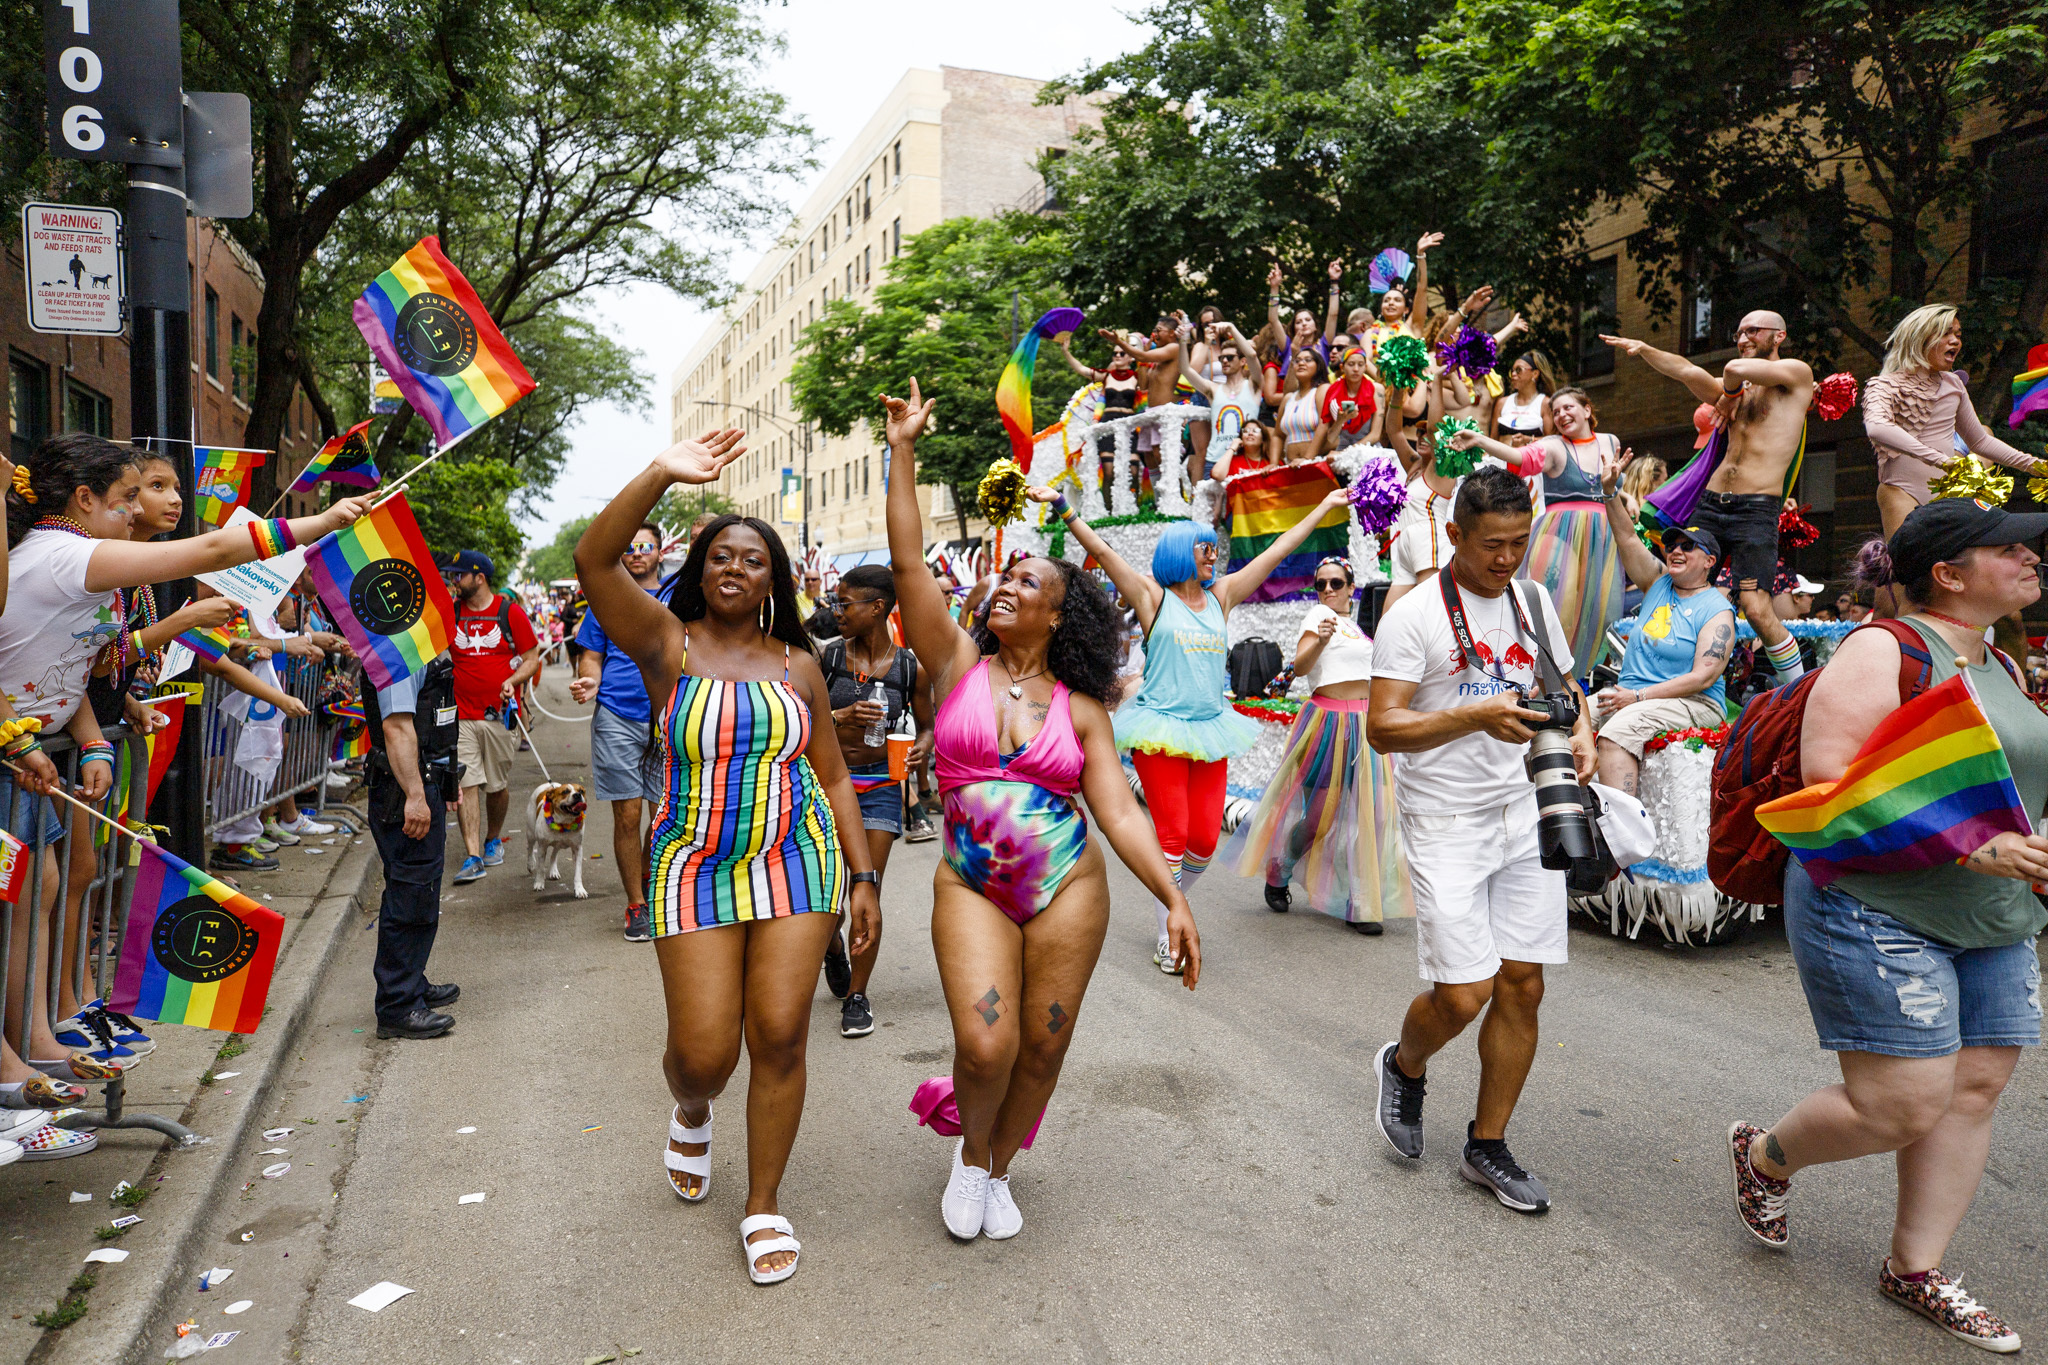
[1026, 484, 1163, 633]
[1723, 355, 1812, 392]
[1600, 335, 1723, 404]
[1072, 696, 1199, 985]
[882, 381, 981, 691]
[1323, 259, 1344, 345]
[1217, 486, 1351, 614]
[1054, 336, 1100, 382]
[1265, 262, 1284, 334]
[1597, 445, 1665, 590]
[1448, 426, 1552, 479]
[1956, 398, 2046, 473]
[574, 428, 743, 673]
[83, 495, 371, 594]
[1492, 311, 1528, 352]
[1175, 338, 1217, 398]
[1411, 232, 1441, 326]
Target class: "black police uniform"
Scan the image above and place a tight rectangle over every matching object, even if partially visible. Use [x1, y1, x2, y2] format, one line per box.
[363, 654, 460, 1024]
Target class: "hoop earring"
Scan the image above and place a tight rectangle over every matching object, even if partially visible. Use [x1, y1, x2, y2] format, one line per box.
[761, 598, 773, 633]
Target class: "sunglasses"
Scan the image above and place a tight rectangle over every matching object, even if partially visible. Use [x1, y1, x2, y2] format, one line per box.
[829, 595, 885, 610]
[627, 541, 659, 553]
[1314, 577, 1349, 590]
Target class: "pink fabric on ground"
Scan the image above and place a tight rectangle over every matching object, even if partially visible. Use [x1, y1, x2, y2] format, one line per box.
[908, 1075, 1043, 1149]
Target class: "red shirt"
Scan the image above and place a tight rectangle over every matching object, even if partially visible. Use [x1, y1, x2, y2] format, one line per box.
[451, 592, 539, 720]
[1320, 377, 1376, 434]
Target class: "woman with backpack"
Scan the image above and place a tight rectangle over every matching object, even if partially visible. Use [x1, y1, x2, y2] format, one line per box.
[1725, 496, 2048, 1354]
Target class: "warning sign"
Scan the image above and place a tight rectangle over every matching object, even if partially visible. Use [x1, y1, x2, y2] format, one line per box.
[22, 202, 122, 336]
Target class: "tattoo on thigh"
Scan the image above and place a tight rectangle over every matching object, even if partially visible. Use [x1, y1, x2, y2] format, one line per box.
[975, 988, 1004, 1026]
[1047, 1002, 1068, 1033]
[1764, 1132, 1786, 1167]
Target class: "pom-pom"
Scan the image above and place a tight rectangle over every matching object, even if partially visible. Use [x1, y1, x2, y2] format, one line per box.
[1347, 454, 1407, 537]
[977, 459, 1029, 526]
[1853, 538, 1895, 588]
[1811, 372, 1858, 422]
[2031, 475, 2048, 507]
[1778, 501, 1819, 549]
[1433, 416, 1483, 478]
[1435, 324, 1499, 380]
[1928, 457, 2012, 507]
[1375, 334, 1430, 390]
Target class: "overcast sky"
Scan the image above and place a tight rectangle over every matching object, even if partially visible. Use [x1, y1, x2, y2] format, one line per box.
[522, 0, 1148, 547]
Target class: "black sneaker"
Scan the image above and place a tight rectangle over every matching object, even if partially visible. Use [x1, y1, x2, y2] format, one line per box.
[377, 1008, 454, 1040]
[840, 992, 875, 1037]
[1349, 919, 1384, 936]
[1263, 881, 1291, 913]
[1373, 1041, 1425, 1158]
[823, 936, 852, 999]
[1460, 1122, 1550, 1213]
[623, 904, 651, 943]
[423, 982, 460, 1008]
[209, 846, 279, 872]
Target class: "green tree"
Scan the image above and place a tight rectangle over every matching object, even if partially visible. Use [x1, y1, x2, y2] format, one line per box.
[407, 456, 526, 575]
[525, 514, 594, 585]
[789, 215, 1073, 540]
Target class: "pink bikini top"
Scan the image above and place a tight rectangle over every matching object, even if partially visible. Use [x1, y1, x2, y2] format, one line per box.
[934, 657, 1086, 798]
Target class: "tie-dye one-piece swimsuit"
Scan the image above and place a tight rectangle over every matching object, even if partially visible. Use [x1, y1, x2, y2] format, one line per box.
[933, 657, 1090, 924]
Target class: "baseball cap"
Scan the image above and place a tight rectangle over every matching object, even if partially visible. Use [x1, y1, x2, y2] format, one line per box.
[448, 549, 495, 581]
[1664, 525, 1722, 563]
[1691, 403, 1718, 450]
[1791, 574, 1825, 595]
[1888, 498, 2048, 587]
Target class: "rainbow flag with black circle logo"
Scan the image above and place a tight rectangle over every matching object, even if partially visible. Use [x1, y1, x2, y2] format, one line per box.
[108, 841, 284, 1032]
[1226, 460, 1349, 601]
[304, 493, 455, 689]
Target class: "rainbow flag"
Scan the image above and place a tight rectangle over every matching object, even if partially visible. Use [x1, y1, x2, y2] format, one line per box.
[289, 418, 380, 493]
[1756, 672, 2034, 887]
[108, 840, 284, 1033]
[2009, 342, 2048, 429]
[193, 448, 267, 529]
[304, 493, 455, 689]
[177, 625, 233, 662]
[142, 691, 189, 807]
[996, 307, 1085, 464]
[1226, 460, 1351, 601]
[332, 723, 370, 762]
[353, 236, 535, 452]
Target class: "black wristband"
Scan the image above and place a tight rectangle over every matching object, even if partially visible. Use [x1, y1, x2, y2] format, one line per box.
[850, 870, 879, 886]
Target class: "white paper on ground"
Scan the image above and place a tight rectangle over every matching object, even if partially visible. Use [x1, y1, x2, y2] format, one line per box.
[82, 1248, 128, 1263]
[346, 1281, 414, 1313]
[68, 1192, 90, 1203]
[260, 1163, 289, 1179]
[204, 1331, 240, 1348]
[457, 1192, 485, 1205]
[213, 1072, 240, 1080]
[260, 1128, 292, 1141]
[258, 1148, 287, 1156]
[223, 1300, 252, 1315]
[202, 1267, 233, 1287]
[455, 1127, 476, 1134]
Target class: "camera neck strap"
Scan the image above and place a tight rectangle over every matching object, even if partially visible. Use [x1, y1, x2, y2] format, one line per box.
[1437, 569, 1570, 695]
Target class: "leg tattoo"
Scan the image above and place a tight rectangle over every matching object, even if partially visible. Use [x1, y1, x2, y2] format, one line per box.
[1763, 1131, 1786, 1168]
[975, 988, 1004, 1026]
[1047, 1002, 1068, 1033]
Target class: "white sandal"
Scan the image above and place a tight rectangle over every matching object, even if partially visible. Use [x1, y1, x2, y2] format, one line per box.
[665, 1103, 711, 1202]
[739, 1213, 801, 1285]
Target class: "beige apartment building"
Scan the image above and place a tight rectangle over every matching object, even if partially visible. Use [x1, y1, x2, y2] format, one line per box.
[669, 66, 1095, 567]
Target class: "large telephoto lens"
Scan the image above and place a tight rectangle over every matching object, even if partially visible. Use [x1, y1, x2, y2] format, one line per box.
[1528, 727, 1594, 870]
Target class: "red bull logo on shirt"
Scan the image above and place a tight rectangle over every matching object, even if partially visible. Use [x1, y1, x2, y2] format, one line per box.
[1448, 632, 1538, 696]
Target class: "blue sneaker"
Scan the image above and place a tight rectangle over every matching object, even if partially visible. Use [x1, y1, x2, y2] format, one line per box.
[481, 837, 505, 867]
[454, 856, 487, 884]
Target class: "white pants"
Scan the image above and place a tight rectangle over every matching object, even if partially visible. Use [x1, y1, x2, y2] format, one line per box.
[1398, 792, 1567, 984]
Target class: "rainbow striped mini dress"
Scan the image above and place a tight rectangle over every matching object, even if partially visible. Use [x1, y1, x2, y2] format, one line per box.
[648, 641, 845, 937]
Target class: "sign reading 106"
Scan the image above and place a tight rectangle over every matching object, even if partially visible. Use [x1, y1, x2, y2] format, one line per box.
[41, 0, 184, 168]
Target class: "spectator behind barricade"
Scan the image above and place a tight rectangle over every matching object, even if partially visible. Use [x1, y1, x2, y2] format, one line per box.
[570, 520, 669, 942]
[192, 582, 314, 871]
[444, 549, 541, 885]
[1591, 450, 1737, 797]
[249, 590, 345, 850]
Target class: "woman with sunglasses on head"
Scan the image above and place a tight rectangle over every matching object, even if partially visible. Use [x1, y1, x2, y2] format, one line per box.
[574, 430, 877, 1286]
[882, 380, 1198, 1244]
[1275, 348, 1329, 466]
[1224, 556, 1410, 933]
[1175, 329, 1264, 481]
[1313, 347, 1383, 457]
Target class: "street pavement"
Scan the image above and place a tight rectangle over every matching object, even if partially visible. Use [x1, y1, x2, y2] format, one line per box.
[143, 664, 2046, 1364]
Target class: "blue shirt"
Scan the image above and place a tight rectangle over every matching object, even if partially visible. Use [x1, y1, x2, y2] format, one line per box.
[377, 672, 419, 719]
[575, 583, 668, 724]
[1617, 577, 1734, 712]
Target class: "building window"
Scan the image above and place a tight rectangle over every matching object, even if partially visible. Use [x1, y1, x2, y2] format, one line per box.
[63, 380, 111, 437]
[893, 140, 901, 180]
[863, 176, 871, 221]
[8, 354, 51, 463]
[1681, 229, 1794, 355]
[846, 264, 853, 294]
[1975, 125, 2048, 287]
[204, 288, 220, 377]
[863, 247, 871, 283]
[893, 218, 902, 258]
[1579, 256, 1619, 379]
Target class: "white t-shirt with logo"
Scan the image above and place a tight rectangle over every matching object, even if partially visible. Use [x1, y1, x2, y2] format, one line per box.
[1297, 603, 1374, 690]
[0, 529, 122, 731]
[1372, 577, 1576, 815]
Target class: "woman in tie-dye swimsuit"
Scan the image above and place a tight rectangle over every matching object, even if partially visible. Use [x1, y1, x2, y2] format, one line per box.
[881, 381, 1201, 1246]
[577, 435, 877, 1288]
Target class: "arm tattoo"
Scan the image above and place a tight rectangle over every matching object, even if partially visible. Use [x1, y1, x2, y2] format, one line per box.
[1702, 620, 1732, 666]
[975, 988, 1004, 1027]
[1763, 1132, 1786, 1167]
[1046, 1002, 1068, 1033]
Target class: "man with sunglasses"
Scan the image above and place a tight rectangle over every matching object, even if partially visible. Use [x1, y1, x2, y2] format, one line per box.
[1599, 314, 1815, 690]
[569, 522, 670, 941]
[446, 550, 542, 885]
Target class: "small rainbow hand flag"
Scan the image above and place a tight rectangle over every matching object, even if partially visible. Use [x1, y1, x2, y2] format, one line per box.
[305, 492, 455, 690]
[353, 236, 535, 452]
[1226, 460, 1351, 601]
[1756, 672, 2034, 887]
[177, 624, 234, 662]
[194, 448, 268, 529]
[108, 840, 284, 1033]
[2009, 342, 2048, 429]
[289, 418, 380, 493]
[996, 307, 1085, 464]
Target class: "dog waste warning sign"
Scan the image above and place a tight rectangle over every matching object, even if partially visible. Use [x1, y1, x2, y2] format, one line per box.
[22, 202, 123, 335]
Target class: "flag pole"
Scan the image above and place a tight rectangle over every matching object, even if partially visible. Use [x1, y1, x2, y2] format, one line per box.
[368, 423, 483, 511]
[0, 760, 152, 844]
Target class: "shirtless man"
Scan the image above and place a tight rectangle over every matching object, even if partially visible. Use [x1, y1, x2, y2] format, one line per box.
[1600, 313, 1814, 683]
[1111, 316, 1190, 487]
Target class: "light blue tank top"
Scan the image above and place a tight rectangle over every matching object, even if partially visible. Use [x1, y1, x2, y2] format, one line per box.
[1542, 435, 1612, 504]
[1136, 588, 1229, 721]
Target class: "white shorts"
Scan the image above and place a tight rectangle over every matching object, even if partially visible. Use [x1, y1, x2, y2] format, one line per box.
[1398, 792, 1567, 984]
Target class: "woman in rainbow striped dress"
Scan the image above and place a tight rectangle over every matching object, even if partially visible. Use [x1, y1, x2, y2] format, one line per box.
[576, 430, 878, 1287]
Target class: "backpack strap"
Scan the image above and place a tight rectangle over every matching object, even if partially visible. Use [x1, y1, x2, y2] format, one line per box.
[1862, 617, 1934, 703]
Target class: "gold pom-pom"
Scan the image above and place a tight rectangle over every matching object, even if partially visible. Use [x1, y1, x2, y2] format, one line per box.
[2029, 473, 2048, 507]
[1928, 457, 2012, 507]
[977, 459, 1028, 527]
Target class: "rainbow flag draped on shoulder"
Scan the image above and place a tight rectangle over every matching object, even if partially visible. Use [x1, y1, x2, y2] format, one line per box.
[108, 840, 285, 1033]
[353, 236, 535, 452]
[1755, 672, 2033, 887]
[1225, 460, 1350, 601]
[304, 493, 456, 689]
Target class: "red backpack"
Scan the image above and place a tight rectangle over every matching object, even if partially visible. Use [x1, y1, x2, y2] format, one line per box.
[1708, 619, 2024, 906]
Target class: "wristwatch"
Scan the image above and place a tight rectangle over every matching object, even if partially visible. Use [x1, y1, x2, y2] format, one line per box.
[850, 870, 880, 887]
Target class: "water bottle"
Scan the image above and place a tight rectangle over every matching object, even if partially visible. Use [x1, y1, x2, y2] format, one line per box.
[863, 680, 889, 748]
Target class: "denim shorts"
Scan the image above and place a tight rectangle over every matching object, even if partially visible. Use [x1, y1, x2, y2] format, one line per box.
[850, 764, 902, 835]
[0, 772, 66, 848]
[1783, 859, 2042, 1058]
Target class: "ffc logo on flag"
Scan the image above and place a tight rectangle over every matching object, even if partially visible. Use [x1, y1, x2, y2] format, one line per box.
[288, 418, 380, 493]
[108, 841, 284, 1033]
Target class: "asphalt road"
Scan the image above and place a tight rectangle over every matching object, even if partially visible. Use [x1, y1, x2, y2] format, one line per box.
[148, 665, 2047, 1364]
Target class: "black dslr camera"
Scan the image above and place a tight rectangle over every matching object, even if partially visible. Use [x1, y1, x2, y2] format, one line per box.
[1520, 689, 1612, 890]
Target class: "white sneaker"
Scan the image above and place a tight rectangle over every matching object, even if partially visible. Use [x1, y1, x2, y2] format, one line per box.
[283, 815, 335, 836]
[942, 1139, 989, 1240]
[260, 820, 301, 847]
[1153, 935, 1184, 975]
[982, 1174, 1022, 1240]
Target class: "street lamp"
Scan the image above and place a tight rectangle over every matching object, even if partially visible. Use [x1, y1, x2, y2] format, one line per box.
[693, 400, 812, 553]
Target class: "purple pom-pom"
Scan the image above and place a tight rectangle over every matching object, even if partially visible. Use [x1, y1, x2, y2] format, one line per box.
[1348, 455, 1407, 537]
[1853, 538, 1894, 588]
[1436, 324, 1500, 379]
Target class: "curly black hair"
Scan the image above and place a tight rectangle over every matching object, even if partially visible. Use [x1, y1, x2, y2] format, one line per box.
[968, 557, 1126, 706]
[666, 515, 814, 655]
[7, 432, 137, 547]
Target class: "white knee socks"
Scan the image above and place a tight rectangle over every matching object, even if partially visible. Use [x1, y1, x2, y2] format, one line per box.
[1764, 633, 1804, 683]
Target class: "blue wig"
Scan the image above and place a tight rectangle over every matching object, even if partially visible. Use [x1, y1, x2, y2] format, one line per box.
[1152, 519, 1219, 587]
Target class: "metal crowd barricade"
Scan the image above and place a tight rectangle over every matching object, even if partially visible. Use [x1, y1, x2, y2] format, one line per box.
[0, 730, 194, 1143]
[200, 650, 338, 839]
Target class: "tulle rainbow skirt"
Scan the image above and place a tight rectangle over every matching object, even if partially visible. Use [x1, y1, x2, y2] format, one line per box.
[1223, 696, 1412, 923]
[1518, 499, 1626, 675]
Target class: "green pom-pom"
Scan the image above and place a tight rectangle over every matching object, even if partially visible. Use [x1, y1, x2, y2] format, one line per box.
[1375, 334, 1430, 390]
[1432, 416, 1482, 478]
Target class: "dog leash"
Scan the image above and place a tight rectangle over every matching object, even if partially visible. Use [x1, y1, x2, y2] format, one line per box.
[511, 709, 554, 784]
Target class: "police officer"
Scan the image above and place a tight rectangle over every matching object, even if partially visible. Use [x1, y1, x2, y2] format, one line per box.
[363, 651, 463, 1039]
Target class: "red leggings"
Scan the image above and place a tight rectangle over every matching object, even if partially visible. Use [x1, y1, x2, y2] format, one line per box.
[1129, 751, 1229, 863]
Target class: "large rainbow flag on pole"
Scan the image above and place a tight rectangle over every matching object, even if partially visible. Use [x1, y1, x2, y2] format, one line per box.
[304, 492, 455, 689]
[193, 448, 268, 528]
[288, 418, 380, 493]
[1225, 460, 1352, 601]
[108, 840, 285, 1033]
[353, 236, 536, 452]
[995, 307, 1085, 463]
[1756, 672, 2033, 887]
[2009, 342, 2048, 429]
